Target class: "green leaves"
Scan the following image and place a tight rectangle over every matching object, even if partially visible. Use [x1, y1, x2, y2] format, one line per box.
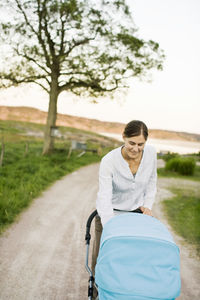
[117, 33, 144, 51]
[0, 0, 165, 97]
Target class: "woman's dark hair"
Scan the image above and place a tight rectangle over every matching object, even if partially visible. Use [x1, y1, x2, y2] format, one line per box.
[123, 120, 148, 140]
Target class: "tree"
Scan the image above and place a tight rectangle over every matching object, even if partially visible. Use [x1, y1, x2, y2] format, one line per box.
[0, 0, 164, 154]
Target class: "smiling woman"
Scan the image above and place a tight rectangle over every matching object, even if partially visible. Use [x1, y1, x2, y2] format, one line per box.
[91, 120, 157, 294]
[122, 120, 148, 161]
[97, 120, 157, 226]
[122, 135, 146, 174]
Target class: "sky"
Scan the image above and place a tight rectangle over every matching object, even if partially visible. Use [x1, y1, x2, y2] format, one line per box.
[0, 0, 200, 134]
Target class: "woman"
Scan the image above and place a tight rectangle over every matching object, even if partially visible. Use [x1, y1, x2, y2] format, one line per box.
[92, 120, 157, 280]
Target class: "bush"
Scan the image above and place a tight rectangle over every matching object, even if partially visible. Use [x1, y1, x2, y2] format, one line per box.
[161, 152, 179, 162]
[165, 157, 196, 175]
[165, 157, 180, 172]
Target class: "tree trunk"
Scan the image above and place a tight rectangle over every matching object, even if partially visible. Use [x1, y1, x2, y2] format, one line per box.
[43, 75, 59, 155]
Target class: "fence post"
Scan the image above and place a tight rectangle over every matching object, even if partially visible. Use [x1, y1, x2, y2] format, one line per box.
[24, 141, 29, 156]
[0, 137, 5, 167]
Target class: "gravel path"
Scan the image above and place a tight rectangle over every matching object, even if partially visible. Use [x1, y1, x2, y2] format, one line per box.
[0, 162, 199, 299]
[0, 164, 98, 300]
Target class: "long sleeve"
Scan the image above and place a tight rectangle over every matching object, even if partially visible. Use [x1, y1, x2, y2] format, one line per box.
[96, 157, 114, 227]
[143, 151, 157, 209]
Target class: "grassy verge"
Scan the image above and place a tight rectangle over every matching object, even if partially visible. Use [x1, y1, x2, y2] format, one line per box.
[162, 187, 200, 257]
[0, 141, 106, 234]
[157, 165, 200, 182]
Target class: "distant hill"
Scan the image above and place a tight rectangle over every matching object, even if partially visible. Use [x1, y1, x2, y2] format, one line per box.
[0, 105, 200, 142]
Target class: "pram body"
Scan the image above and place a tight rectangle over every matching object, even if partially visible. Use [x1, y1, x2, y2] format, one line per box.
[85, 211, 181, 300]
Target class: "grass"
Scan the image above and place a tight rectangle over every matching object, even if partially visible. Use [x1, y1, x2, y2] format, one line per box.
[158, 156, 200, 256]
[162, 187, 200, 257]
[0, 119, 118, 234]
[157, 165, 200, 181]
[0, 141, 105, 233]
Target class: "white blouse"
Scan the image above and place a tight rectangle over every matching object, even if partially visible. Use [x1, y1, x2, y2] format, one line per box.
[96, 144, 157, 226]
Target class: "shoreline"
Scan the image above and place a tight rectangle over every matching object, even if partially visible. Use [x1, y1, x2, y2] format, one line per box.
[100, 132, 200, 154]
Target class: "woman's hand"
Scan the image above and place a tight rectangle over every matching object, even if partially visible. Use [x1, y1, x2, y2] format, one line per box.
[139, 206, 153, 216]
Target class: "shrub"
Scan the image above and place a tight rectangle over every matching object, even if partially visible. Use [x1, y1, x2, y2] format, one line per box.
[165, 157, 196, 176]
[178, 158, 196, 175]
[165, 157, 180, 172]
[161, 152, 179, 162]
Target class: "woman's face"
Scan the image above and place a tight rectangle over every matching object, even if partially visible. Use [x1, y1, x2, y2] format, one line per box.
[123, 134, 146, 160]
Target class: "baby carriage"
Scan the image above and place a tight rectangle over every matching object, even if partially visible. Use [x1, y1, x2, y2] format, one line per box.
[85, 210, 181, 300]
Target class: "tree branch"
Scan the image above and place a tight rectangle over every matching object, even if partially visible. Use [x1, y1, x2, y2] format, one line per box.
[63, 35, 97, 58]
[15, 0, 37, 35]
[15, 0, 51, 68]
[59, 17, 66, 56]
[14, 47, 51, 75]
[0, 73, 48, 86]
[43, 10, 56, 60]
[36, 0, 51, 67]
[34, 81, 50, 93]
[59, 78, 119, 94]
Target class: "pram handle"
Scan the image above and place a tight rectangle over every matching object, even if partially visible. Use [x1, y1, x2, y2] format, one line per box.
[114, 208, 143, 214]
[85, 209, 98, 245]
[85, 208, 142, 245]
[85, 210, 98, 299]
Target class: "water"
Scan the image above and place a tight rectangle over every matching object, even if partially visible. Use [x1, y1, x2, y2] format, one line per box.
[100, 132, 200, 155]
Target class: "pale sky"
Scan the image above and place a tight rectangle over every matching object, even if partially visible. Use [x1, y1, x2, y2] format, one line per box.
[0, 0, 200, 134]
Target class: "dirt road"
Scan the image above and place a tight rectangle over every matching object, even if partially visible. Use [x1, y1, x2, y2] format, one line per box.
[0, 163, 199, 299]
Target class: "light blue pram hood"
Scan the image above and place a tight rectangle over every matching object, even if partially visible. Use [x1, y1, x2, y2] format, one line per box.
[95, 213, 181, 300]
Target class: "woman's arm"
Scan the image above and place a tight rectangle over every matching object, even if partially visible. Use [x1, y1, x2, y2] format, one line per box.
[142, 150, 157, 212]
[96, 157, 114, 227]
